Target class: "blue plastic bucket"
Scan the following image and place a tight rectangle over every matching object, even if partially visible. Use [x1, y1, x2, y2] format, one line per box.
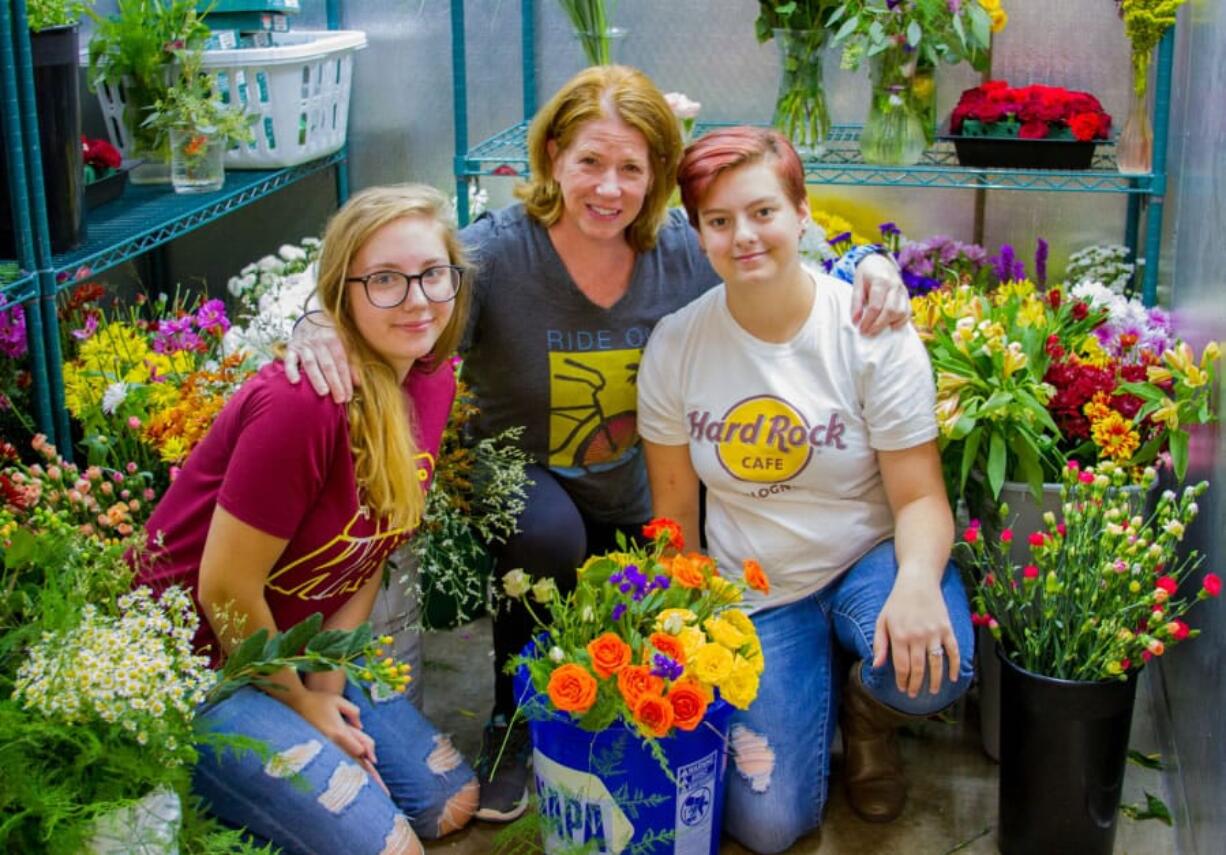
[515, 663, 733, 854]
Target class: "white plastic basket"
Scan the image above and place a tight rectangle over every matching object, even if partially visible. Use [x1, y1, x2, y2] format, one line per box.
[89, 30, 367, 169]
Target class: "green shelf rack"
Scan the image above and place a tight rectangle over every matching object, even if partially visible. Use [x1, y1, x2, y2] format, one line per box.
[49, 152, 345, 286]
[1, 271, 39, 303]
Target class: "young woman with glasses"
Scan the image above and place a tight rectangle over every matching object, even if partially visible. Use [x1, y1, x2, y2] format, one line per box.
[134, 184, 478, 853]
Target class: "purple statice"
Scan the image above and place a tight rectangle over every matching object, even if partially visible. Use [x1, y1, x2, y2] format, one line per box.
[901, 269, 942, 297]
[152, 315, 203, 353]
[827, 232, 853, 254]
[878, 222, 902, 253]
[650, 574, 670, 592]
[989, 244, 1026, 283]
[650, 653, 684, 681]
[1034, 238, 1049, 288]
[897, 243, 936, 277]
[611, 602, 627, 622]
[194, 298, 231, 336]
[0, 298, 27, 359]
[612, 564, 651, 601]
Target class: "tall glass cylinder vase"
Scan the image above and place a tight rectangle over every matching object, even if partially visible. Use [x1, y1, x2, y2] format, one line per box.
[914, 58, 937, 146]
[859, 47, 927, 166]
[572, 26, 628, 66]
[1116, 52, 1153, 175]
[771, 28, 831, 156]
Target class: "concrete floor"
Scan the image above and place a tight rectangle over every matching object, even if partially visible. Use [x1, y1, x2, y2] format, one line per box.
[420, 617, 1175, 855]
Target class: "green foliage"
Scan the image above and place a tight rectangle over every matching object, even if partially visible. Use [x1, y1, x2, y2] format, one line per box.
[86, 0, 212, 155]
[754, 0, 842, 41]
[26, 0, 85, 31]
[144, 50, 257, 160]
[1120, 791, 1173, 825]
[829, 0, 994, 72]
[556, 0, 621, 64]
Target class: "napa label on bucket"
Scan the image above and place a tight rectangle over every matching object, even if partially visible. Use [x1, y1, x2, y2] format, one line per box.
[534, 750, 635, 853]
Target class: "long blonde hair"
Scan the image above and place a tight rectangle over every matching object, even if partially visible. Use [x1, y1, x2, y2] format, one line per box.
[515, 65, 682, 253]
[314, 184, 473, 531]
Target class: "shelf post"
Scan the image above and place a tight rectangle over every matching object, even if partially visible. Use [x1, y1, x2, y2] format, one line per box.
[451, 0, 471, 226]
[1, 0, 55, 440]
[1140, 26, 1175, 307]
[522, 0, 536, 119]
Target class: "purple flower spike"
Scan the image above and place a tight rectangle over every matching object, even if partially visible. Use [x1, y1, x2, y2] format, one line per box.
[611, 603, 627, 622]
[1035, 238, 1049, 288]
[828, 231, 852, 247]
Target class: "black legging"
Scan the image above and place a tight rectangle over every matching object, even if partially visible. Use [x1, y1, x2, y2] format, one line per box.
[489, 464, 646, 717]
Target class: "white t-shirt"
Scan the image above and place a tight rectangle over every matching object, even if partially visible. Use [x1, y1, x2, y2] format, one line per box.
[637, 267, 939, 612]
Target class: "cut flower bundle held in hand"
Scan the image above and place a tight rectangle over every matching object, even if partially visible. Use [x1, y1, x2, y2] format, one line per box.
[963, 459, 1219, 682]
[506, 518, 769, 745]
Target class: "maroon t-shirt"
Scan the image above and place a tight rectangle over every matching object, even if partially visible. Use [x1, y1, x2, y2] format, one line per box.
[136, 360, 455, 659]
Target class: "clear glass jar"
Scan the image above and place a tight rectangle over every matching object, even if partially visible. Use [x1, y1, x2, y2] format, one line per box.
[859, 47, 928, 167]
[771, 28, 831, 156]
[572, 26, 629, 66]
[170, 129, 225, 194]
[1116, 52, 1153, 175]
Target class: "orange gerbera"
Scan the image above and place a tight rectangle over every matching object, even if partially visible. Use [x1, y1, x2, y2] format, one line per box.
[642, 517, 685, 551]
[617, 664, 664, 711]
[586, 632, 633, 679]
[547, 664, 598, 713]
[634, 692, 675, 738]
[743, 559, 770, 594]
[666, 679, 710, 731]
[648, 631, 688, 666]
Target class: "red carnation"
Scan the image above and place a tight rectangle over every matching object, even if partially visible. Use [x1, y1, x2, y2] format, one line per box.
[1069, 112, 1101, 142]
[1018, 120, 1051, 140]
[1204, 573, 1222, 598]
[1072, 301, 1090, 320]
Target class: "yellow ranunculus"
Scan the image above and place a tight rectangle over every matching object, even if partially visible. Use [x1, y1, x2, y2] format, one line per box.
[703, 616, 747, 651]
[676, 626, 707, 661]
[707, 575, 742, 604]
[690, 642, 734, 685]
[720, 608, 757, 642]
[655, 608, 698, 634]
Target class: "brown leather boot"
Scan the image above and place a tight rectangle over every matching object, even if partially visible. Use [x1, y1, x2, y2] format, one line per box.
[840, 662, 911, 823]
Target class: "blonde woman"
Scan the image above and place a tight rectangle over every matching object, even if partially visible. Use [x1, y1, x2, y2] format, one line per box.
[136, 185, 478, 853]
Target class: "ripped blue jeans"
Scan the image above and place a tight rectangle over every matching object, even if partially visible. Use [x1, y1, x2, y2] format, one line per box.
[193, 680, 475, 854]
[722, 540, 975, 854]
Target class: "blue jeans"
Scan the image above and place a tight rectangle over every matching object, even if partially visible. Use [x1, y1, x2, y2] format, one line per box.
[722, 540, 974, 854]
[193, 680, 476, 854]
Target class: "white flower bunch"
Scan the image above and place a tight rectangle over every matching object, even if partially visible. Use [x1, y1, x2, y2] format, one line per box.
[224, 238, 322, 365]
[1066, 244, 1135, 295]
[13, 586, 215, 768]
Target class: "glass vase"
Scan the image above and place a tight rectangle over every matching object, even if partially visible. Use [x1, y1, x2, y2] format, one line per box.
[170, 129, 225, 194]
[1116, 52, 1153, 175]
[572, 26, 629, 66]
[914, 58, 937, 146]
[771, 28, 831, 156]
[859, 47, 928, 167]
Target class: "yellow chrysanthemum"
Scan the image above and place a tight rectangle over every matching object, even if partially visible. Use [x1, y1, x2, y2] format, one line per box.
[1082, 391, 1114, 423]
[690, 643, 734, 685]
[1091, 411, 1141, 462]
[720, 609, 757, 642]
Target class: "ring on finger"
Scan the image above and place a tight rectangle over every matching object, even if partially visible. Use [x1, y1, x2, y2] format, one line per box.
[928, 645, 944, 657]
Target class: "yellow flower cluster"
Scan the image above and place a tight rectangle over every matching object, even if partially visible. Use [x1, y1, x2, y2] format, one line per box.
[977, 0, 1008, 33]
[653, 605, 765, 710]
[811, 209, 873, 248]
[13, 586, 214, 767]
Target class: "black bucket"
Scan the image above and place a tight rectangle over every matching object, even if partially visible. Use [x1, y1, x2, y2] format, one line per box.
[997, 647, 1139, 855]
[0, 24, 85, 258]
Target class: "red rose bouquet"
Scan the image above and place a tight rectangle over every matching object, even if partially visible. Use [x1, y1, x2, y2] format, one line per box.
[81, 135, 122, 183]
[950, 80, 1113, 142]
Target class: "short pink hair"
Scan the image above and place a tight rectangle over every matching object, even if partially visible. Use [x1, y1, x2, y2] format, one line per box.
[677, 126, 806, 229]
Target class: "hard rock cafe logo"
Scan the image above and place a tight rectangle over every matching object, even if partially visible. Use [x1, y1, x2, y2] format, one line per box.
[687, 395, 847, 483]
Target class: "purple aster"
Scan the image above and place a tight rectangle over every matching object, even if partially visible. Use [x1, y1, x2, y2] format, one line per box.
[153, 315, 203, 353]
[611, 603, 627, 622]
[650, 654, 684, 681]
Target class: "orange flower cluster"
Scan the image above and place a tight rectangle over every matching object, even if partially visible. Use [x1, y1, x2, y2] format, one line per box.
[141, 353, 254, 465]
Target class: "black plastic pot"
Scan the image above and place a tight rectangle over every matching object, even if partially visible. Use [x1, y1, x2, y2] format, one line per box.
[84, 169, 126, 210]
[997, 647, 1139, 855]
[943, 133, 1098, 170]
[0, 24, 85, 258]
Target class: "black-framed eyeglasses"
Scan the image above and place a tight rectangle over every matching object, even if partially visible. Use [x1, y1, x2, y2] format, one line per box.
[345, 265, 464, 308]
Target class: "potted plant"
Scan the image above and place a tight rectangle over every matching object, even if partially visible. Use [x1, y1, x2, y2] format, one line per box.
[1115, 0, 1187, 174]
[143, 51, 256, 193]
[944, 81, 1114, 170]
[86, 0, 212, 184]
[500, 518, 768, 853]
[961, 459, 1219, 855]
[82, 136, 126, 209]
[754, 1, 840, 154]
[0, 0, 88, 256]
[828, 0, 1002, 164]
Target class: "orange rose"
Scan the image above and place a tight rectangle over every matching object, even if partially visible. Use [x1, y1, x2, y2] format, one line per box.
[666, 679, 710, 731]
[743, 558, 770, 594]
[668, 554, 707, 590]
[642, 517, 685, 551]
[648, 631, 688, 666]
[547, 664, 598, 713]
[617, 664, 664, 711]
[634, 692, 675, 738]
[586, 632, 633, 679]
